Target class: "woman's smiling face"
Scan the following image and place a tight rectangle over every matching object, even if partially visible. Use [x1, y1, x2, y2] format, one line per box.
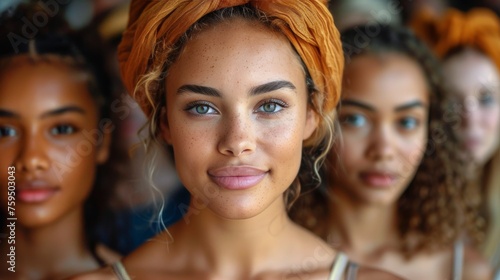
[0, 56, 109, 228]
[161, 18, 318, 219]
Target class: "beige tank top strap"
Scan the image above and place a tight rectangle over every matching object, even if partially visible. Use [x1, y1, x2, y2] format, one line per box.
[452, 239, 464, 280]
[111, 261, 132, 280]
[329, 252, 350, 280]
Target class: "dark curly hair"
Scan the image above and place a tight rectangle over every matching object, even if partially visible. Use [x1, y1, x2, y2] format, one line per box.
[290, 24, 482, 257]
[0, 3, 131, 262]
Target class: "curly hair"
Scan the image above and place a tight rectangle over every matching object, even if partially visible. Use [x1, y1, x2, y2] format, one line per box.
[411, 8, 500, 265]
[0, 3, 130, 261]
[129, 4, 337, 226]
[291, 24, 482, 257]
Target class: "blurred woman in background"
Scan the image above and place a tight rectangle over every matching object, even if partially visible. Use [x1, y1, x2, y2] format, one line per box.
[412, 8, 500, 275]
[292, 24, 491, 279]
[0, 3, 129, 279]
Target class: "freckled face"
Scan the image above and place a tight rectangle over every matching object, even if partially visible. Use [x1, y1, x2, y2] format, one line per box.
[0, 56, 109, 228]
[161, 19, 318, 219]
[331, 54, 429, 206]
[442, 49, 500, 165]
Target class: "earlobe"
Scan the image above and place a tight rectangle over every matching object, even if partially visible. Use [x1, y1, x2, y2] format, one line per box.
[303, 107, 319, 140]
[160, 107, 172, 144]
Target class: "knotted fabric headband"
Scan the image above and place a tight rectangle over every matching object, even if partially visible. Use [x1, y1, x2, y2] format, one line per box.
[411, 8, 500, 71]
[118, 0, 343, 118]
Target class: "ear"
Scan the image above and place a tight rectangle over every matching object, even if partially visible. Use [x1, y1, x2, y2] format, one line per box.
[303, 106, 319, 140]
[96, 127, 111, 164]
[159, 107, 172, 144]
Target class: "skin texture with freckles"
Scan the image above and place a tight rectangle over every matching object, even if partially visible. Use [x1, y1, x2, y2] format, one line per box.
[0, 56, 112, 279]
[162, 20, 315, 220]
[71, 18, 402, 280]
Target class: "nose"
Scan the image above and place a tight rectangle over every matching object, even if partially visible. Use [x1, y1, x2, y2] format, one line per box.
[461, 98, 480, 130]
[15, 133, 50, 173]
[217, 112, 256, 157]
[365, 124, 395, 162]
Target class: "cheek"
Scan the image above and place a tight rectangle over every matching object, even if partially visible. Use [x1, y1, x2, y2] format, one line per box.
[399, 135, 426, 175]
[337, 131, 366, 168]
[168, 120, 215, 186]
[48, 139, 99, 201]
[482, 106, 500, 131]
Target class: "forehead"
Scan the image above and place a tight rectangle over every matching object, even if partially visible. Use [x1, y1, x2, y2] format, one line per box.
[342, 53, 429, 105]
[0, 57, 97, 117]
[443, 49, 500, 95]
[166, 18, 305, 90]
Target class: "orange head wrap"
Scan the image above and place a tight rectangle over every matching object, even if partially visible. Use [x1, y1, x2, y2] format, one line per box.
[118, 0, 343, 118]
[411, 8, 500, 70]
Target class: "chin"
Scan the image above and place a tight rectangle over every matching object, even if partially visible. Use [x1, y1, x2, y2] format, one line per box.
[207, 196, 275, 220]
[15, 206, 66, 228]
[353, 190, 399, 207]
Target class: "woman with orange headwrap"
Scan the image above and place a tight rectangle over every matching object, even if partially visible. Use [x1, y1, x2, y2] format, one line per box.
[71, 0, 401, 279]
[413, 8, 500, 276]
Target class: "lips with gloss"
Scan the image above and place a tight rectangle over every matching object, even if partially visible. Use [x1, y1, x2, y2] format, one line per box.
[359, 172, 396, 188]
[208, 166, 267, 190]
[16, 181, 59, 203]
[464, 137, 481, 151]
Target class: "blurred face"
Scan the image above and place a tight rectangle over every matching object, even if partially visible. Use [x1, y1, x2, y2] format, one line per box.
[332, 54, 428, 206]
[161, 19, 318, 219]
[442, 49, 500, 165]
[0, 56, 109, 228]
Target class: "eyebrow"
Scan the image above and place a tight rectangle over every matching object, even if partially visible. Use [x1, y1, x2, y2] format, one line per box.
[0, 109, 20, 119]
[0, 106, 86, 119]
[341, 99, 375, 111]
[395, 101, 426, 112]
[177, 85, 221, 97]
[176, 80, 297, 97]
[41, 106, 86, 118]
[341, 99, 427, 112]
[250, 80, 296, 95]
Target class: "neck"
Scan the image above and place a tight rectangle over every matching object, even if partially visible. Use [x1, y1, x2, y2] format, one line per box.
[1, 207, 98, 279]
[329, 187, 399, 263]
[168, 196, 298, 277]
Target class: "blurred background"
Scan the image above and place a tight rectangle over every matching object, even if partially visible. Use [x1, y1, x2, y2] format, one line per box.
[1, 0, 499, 255]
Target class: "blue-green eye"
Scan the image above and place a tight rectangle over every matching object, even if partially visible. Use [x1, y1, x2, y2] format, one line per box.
[186, 103, 218, 115]
[50, 124, 76, 135]
[0, 126, 17, 138]
[185, 102, 217, 115]
[478, 92, 495, 106]
[256, 101, 284, 113]
[399, 117, 419, 130]
[342, 114, 366, 127]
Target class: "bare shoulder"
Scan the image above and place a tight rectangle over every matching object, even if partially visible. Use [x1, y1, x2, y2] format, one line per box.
[66, 266, 116, 280]
[357, 265, 406, 280]
[463, 244, 493, 280]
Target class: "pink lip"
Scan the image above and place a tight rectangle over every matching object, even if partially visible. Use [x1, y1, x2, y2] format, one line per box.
[16, 180, 59, 203]
[359, 171, 397, 188]
[208, 166, 267, 190]
[464, 138, 481, 150]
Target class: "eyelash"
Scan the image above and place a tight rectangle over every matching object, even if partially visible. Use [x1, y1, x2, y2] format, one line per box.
[340, 113, 366, 127]
[255, 99, 288, 114]
[184, 99, 289, 116]
[398, 117, 420, 131]
[50, 124, 79, 136]
[185, 101, 219, 115]
[0, 125, 17, 138]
